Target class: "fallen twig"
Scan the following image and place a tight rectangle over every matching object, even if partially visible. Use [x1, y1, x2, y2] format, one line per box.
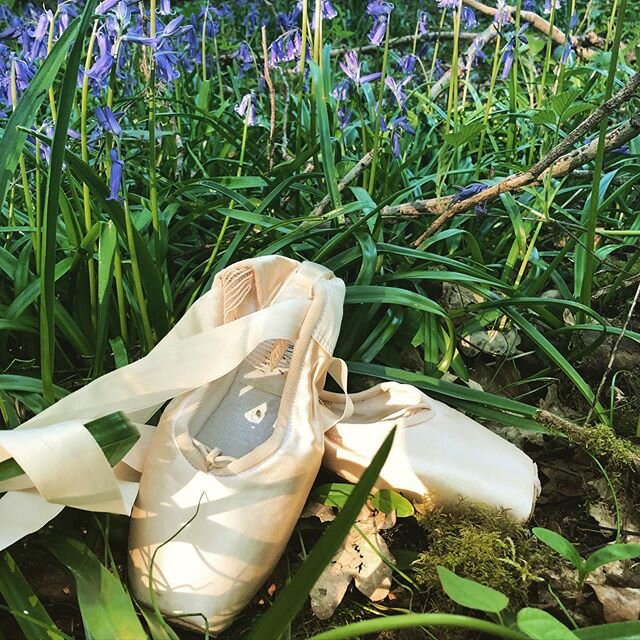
[383, 113, 640, 246]
[312, 151, 374, 217]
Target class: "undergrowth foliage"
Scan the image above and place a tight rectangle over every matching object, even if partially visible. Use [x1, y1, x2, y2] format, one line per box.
[0, 0, 639, 638]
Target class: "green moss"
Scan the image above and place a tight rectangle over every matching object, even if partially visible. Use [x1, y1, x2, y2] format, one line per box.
[413, 505, 554, 613]
[537, 411, 640, 471]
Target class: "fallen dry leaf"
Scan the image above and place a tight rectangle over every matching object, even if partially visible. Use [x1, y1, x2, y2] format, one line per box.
[301, 501, 336, 523]
[590, 584, 640, 622]
[309, 506, 396, 620]
[460, 327, 521, 357]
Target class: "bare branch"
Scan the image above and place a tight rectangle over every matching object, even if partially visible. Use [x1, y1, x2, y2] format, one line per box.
[379, 113, 640, 245]
[312, 151, 374, 217]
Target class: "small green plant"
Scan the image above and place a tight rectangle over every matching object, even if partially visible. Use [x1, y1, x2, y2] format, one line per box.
[532, 527, 640, 589]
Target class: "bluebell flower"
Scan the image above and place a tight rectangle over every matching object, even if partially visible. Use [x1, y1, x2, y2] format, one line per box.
[234, 42, 254, 75]
[268, 29, 302, 68]
[85, 51, 114, 91]
[158, 0, 173, 16]
[28, 10, 53, 62]
[451, 182, 487, 202]
[313, 0, 337, 25]
[417, 10, 429, 36]
[96, 0, 121, 15]
[331, 78, 351, 101]
[437, 0, 458, 8]
[399, 54, 417, 75]
[383, 115, 415, 159]
[569, 11, 579, 29]
[494, 0, 510, 25]
[500, 24, 528, 79]
[461, 6, 478, 28]
[523, 0, 537, 9]
[96, 105, 122, 136]
[246, 2, 260, 36]
[235, 92, 256, 126]
[337, 105, 352, 130]
[544, 0, 562, 14]
[339, 50, 381, 85]
[367, 1, 393, 46]
[385, 75, 411, 110]
[107, 148, 124, 201]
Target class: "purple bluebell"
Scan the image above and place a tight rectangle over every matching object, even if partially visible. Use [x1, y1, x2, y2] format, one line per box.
[340, 51, 381, 85]
[494, 0, 510, 25]
[367, 1, 394, 47]
[417, 10, 429, 36]
[399, 54, 417, 74]
[472, 40, 488, 66]
[158, 0, 173, 16]
[451, 182, 487, 202]
[437, 0, 458, 9]
[544, 0, 562, 13]
[313, 0, 337, 25]
[385, 75, 411, 110]
[523, 0, 537, 9]
[234, 41, 254, 75]
[28, 10, 53, 62]
[107, 148, 124, 201]
[337, 105, 353, 130]
[246, 2, 260, 36]
[385, 115, 415, 159]
[268, 29, 302, 68]
[331, 78, 351, 101]
[461, 6, 478, 28]
[235, 92, 256, 126]
[96, 0, 121, 15]
[85, 51, 115, 91]
[569, 11, 579, 29]
[500, 24, 528, 79]
[96, 105, 122, 136]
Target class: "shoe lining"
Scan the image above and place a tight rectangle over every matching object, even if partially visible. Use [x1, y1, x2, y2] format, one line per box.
[191, 339, 293, 460]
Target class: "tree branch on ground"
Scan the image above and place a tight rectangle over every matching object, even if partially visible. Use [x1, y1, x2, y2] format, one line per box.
[380, 113, 640, 245]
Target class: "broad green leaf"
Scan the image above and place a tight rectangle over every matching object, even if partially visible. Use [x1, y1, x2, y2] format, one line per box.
[45, 534, 148, 640]
[247, 429, 396, 639]
[517, 608, 579, 640]
[532, 528, 583, 570]
[575, 621, 640, 640]
[370, 489, 414, 518]
[313, 482, 355, 509]
[583, 543, 640, 576]
[0, 552, 68, 640]
[436, 566, 509, 613]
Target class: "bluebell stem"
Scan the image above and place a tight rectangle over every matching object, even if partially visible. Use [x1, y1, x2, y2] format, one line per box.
[339, 50, 381, 85]
[235, 92, 256, 126]
[451, 182, 488, 202]
[96, 105, 122, 136]
[107, 148, 124, 201]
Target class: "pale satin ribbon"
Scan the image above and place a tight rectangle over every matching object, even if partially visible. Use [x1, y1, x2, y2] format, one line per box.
[0, 295, 310, 552]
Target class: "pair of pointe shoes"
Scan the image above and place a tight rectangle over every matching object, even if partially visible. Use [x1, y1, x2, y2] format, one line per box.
[124, 256, 540, 633]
